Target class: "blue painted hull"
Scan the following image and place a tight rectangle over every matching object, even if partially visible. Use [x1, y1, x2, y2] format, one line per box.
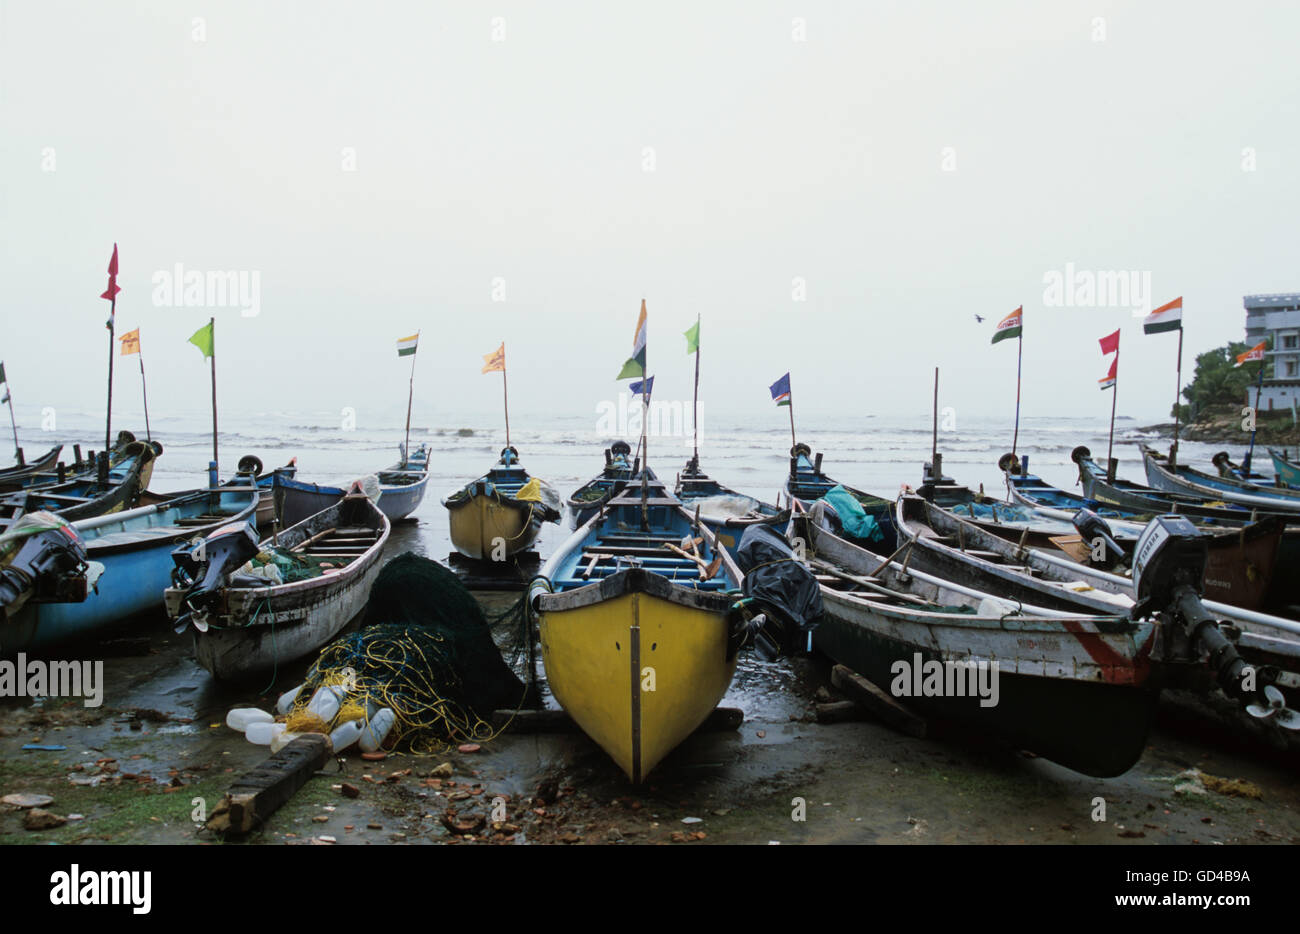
[274, 444, 429, 526]
[2, 486, 259, 654]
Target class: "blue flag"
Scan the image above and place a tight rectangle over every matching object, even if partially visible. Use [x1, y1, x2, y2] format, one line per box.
[629, 376, 654, 398]
[769, 373, 791, 407]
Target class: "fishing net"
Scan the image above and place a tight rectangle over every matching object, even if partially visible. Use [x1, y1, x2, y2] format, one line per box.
[244, 547, 340, 584]
[284, 553, 538, 754]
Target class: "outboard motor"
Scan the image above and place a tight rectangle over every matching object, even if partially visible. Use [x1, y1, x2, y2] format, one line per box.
[1071, 508, 1127, 570]
[1131, 515, 1299, 730]
[0, 513, 92, 615]
[731, 524, 824, 660]
[169, 519, 260, 631]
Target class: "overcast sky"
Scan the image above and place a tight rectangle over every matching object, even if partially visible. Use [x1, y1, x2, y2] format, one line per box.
[2, 0, 1296, 428]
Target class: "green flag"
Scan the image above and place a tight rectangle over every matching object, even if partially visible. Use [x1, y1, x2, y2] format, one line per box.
[684, 320, 700, 355]
[189, 321, 214, 359]
[0, 362, 6, 384]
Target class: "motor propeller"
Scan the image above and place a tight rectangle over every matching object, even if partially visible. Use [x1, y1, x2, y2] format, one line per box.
[1131, 515, 1300, 730]
[1245, 684, 1300, 730]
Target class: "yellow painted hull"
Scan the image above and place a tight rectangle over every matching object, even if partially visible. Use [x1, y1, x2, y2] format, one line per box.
[538, 590, 737, 782]
[446, 494, 539, 560]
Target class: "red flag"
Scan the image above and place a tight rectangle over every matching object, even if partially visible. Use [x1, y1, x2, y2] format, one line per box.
[100, 243, 121, 303]
[1098, 329, 1120, 356]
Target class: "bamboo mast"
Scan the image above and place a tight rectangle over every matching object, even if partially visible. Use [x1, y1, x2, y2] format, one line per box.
[1170, 326, 1184, 465]
[1011, 329, 1023, 458]
[208, 317, 218, 474]
[1106, 340, 1120, 471]
[691, 313, 700, 468]
[404, 330, 420, 461]
[2, 363, 18, 457]
[501, 342, 511, 450]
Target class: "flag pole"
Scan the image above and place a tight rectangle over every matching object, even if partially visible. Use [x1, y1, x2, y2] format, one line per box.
[3, 363, 18, 457]
[138, 346, 152, 443]
[1106, 342, 1120, 470]
[208, 317, 218, 475]
[640, 325, 650, 530]
[404, 330, 420, 461]
[787, 377, 798, 450]
[1170, 326, 1184, 465]
[501, 343, 511, 450]
[1243, 356, 1266, 474]
[1012, 331, 1023, 458]
[105, 294, 116, 452]
[931, 366, 939, 470]
[691, 314, 700, 467]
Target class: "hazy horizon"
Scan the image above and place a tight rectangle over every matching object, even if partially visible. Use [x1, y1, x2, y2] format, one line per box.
[3, 2, 1296, 437]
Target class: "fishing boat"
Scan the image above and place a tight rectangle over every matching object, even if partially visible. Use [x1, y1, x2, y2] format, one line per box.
[165, 484, 390, 681]
[1001, 454, 1300, 613]
[566, 441, 636, 528]
[1, 482, 259, 654]
[1141, 444, 1300, 513]
[794, 510, 1161, 776]
[443, 447, 561, 560]
[0, 439, 158, 535]
[275, 443, 431, 528]
[897, 492, 1300, 672]
[528, 471, 747, 782]
[0, 446, 62, 482]
[1269, 448, 1300, 489]
[1072, 446, 1282, 523]
[674, 456, 787, 558]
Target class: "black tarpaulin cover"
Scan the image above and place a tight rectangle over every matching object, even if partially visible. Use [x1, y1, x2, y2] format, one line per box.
[735, 524, 823, 633]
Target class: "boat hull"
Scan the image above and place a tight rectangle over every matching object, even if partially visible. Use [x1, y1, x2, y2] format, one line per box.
[189, 555, 384, 680]
[813, 595, 1159, 777]
[537, 570, 737, 782]
[3, 487, 258, 654]
[446, 493, 541, 560]
[173, 495, 389, 681]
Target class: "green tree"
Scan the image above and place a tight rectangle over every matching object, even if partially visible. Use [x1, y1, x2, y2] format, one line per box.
[1173, 340, 1267, 418]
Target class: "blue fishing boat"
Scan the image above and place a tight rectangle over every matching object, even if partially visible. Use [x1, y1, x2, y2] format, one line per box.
[274, 443, 430, 528]
[1, 482, 260, 654]
[566, 441, 636, 528]
[674, 456, 787, 559]
[0, 445, 62, 482]
[1141, 444, 1300, 512]
[0, 439, 158, 535]
[1270, 449, 1300, 489]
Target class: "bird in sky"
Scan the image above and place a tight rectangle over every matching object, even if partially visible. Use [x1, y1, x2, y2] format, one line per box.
[974, 314, 985, 323]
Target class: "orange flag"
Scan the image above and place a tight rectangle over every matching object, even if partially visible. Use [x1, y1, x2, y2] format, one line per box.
[482, 343, 505, 374]
[119, 328, 141, 355]
[1235, 341, 1268, 367]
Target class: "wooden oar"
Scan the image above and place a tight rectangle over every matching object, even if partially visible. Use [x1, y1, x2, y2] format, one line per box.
[662, 542, 721, 581]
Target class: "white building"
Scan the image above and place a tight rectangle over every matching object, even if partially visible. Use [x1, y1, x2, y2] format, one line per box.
[1244, 293, 1300, 410]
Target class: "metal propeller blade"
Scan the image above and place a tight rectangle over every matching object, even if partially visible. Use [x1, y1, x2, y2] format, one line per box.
[1245, 685, 1300, 729]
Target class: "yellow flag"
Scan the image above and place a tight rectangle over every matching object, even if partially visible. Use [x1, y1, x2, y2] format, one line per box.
[119, 328, 141, 356]
[482, 343, 505, 374]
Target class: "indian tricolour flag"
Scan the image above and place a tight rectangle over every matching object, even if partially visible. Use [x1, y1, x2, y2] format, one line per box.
[397, 333, 419, 357]
[616, 300, 648, 379]
[1143, 297, 1182, 334]
[991, 306, 1023, 344]
[1098, 357, 1117, 390]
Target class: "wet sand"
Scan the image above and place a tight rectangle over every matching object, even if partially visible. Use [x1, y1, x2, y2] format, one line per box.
[3, 576, 1298, 845]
